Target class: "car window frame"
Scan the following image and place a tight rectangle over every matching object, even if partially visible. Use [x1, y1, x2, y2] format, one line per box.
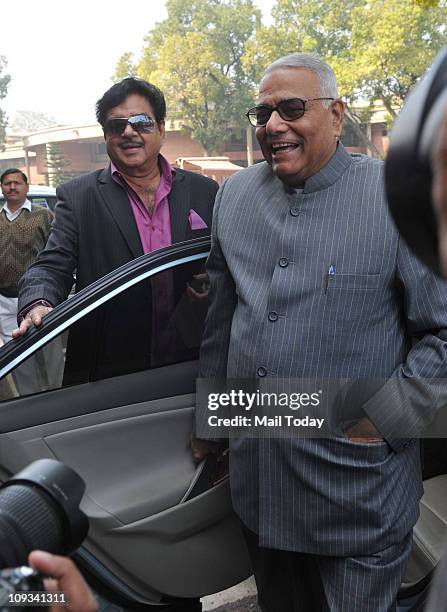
[0, 236, 211, 382]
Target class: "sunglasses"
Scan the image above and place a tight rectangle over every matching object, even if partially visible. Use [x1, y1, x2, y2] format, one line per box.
[104, 114, 156, 136]
[246, 97, 335, 127]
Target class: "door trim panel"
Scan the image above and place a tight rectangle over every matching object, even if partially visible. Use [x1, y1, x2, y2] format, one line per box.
[0, 360, 197, 433]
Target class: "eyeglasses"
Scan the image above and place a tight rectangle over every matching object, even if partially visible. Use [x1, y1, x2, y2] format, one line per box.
[246, 97, 335, 127]
[104, 114, 156, 136]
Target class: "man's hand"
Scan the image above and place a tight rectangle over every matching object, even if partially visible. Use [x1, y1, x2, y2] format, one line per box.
[12, 305, 53, 338]
[190, 433, 226, 463]
[28, 550, 98, 612]
[186, 273, 210, 301]
[432, 109, 447, 276]
[344, 417, 383, 443]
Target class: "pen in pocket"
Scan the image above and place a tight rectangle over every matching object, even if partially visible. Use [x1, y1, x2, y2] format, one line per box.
[326, 265, 336, 292]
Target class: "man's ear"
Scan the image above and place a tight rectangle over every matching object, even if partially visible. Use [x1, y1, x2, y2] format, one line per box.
[158, 119, 166, 141]
[331, 99, 345, 139]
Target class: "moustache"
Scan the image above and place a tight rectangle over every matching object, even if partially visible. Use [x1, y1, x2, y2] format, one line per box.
[121, 142, 143, 148]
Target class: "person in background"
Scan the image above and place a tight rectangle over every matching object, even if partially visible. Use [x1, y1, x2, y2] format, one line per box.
[0, 169, 53, 347]
[0, 169, 55, 393]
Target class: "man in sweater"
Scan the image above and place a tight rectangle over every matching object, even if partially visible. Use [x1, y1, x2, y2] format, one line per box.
[0, 168, 56, 394]
[0, 169, 53, 346]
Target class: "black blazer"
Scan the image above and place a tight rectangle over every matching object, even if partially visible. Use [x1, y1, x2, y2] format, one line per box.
[19, 164, 218, 306]
[18, 164, 218, 382]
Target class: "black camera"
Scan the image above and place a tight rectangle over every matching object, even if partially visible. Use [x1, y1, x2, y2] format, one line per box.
[0, 459, 88, 610]
[386, 45, 447, 275]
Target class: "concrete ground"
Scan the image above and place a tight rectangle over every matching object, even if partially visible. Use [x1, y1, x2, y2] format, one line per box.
[201, 577, 260, 611]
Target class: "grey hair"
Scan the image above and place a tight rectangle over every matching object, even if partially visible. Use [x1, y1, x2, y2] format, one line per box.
[262, 53, 338, 107]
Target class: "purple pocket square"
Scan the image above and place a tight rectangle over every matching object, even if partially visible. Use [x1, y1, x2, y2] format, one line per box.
[189, 209, 208, 230]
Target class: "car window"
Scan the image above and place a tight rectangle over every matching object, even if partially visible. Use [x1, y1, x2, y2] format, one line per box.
[28, 196, 50, 208]
[31, 195, 58, 211]
[0, 255, 209, 402]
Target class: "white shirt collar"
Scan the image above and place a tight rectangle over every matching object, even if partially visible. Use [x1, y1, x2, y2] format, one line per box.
[1, 198, 32, 221]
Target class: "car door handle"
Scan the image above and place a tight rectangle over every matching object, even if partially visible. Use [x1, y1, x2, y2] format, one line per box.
[181, 450, 229, 503]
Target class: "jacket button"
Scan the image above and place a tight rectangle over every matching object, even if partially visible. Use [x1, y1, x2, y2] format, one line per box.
[257, 366, 267, 378]
[268, 311, 278, 322]
[290, 206, 300, 216]
[279, 257, 289, 268]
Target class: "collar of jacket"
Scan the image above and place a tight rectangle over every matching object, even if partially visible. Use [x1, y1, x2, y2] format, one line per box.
[297, 142, 354, 194]
[98, 162, 186, 185]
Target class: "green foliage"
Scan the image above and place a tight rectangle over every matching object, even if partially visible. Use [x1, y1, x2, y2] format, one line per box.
[112, 52, 135, 83]
[242, 0, 363, 84]
[114, 0, 446, 156]
[346, 0, 447, 117]
[132, 0, 261, 154]
[415, 0, 441, 7]
[46, 143, 73, 187]
[0, 56, 11, 150]
[245, 0, 446, 113]
[242, 0, 447, 154]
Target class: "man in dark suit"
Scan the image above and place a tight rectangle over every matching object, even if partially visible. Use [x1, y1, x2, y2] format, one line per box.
[195, 53, 447, 611]
[13, 77, 218, 380]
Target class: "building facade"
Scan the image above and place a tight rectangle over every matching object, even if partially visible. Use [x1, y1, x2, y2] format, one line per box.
[0, 113, 388, 187]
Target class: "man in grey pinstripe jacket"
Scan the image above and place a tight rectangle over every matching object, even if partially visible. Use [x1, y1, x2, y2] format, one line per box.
[197, 53, 447, 611]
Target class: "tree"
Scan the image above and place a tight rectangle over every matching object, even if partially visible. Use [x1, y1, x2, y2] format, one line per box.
[123, 0, 261, 154]
[10, 110, 56, 134]
[242, 0, 447, 155]
[415, 0, 443, 6]
[0, 56, 11, 150]
[46, 143, 73, 187]
[112, 52, 135, 83]
[345, 0, 447, 118]
[242, 0, 363, 84]
[242, 0, 383, 153]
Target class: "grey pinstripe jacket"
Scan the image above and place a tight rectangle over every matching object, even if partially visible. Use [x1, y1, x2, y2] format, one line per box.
[199, 143, 447, 555]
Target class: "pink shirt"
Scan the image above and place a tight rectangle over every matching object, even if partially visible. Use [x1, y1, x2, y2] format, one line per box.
[111, 154, 175, 254]
[111, 156, 178, 364]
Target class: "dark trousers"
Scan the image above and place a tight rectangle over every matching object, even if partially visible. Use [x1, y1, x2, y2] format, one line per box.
[242, 524, 412, 612]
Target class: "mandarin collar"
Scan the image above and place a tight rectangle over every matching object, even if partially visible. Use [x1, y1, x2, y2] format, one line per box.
[280, 142, 353, 195]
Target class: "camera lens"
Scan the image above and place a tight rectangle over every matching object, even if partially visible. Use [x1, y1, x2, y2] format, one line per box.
[0, 459, 88, 569]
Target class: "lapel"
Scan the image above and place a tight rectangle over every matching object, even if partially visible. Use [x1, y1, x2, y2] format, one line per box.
[97, 166, 143, 258]
[168, 169, 191, 244]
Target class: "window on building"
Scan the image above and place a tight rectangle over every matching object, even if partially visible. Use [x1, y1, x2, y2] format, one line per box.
[90, 142, 108, 163]
[340, 121, 368, 148]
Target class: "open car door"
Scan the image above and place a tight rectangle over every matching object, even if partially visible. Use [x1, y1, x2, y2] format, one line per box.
[0, 237, 251, 610]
